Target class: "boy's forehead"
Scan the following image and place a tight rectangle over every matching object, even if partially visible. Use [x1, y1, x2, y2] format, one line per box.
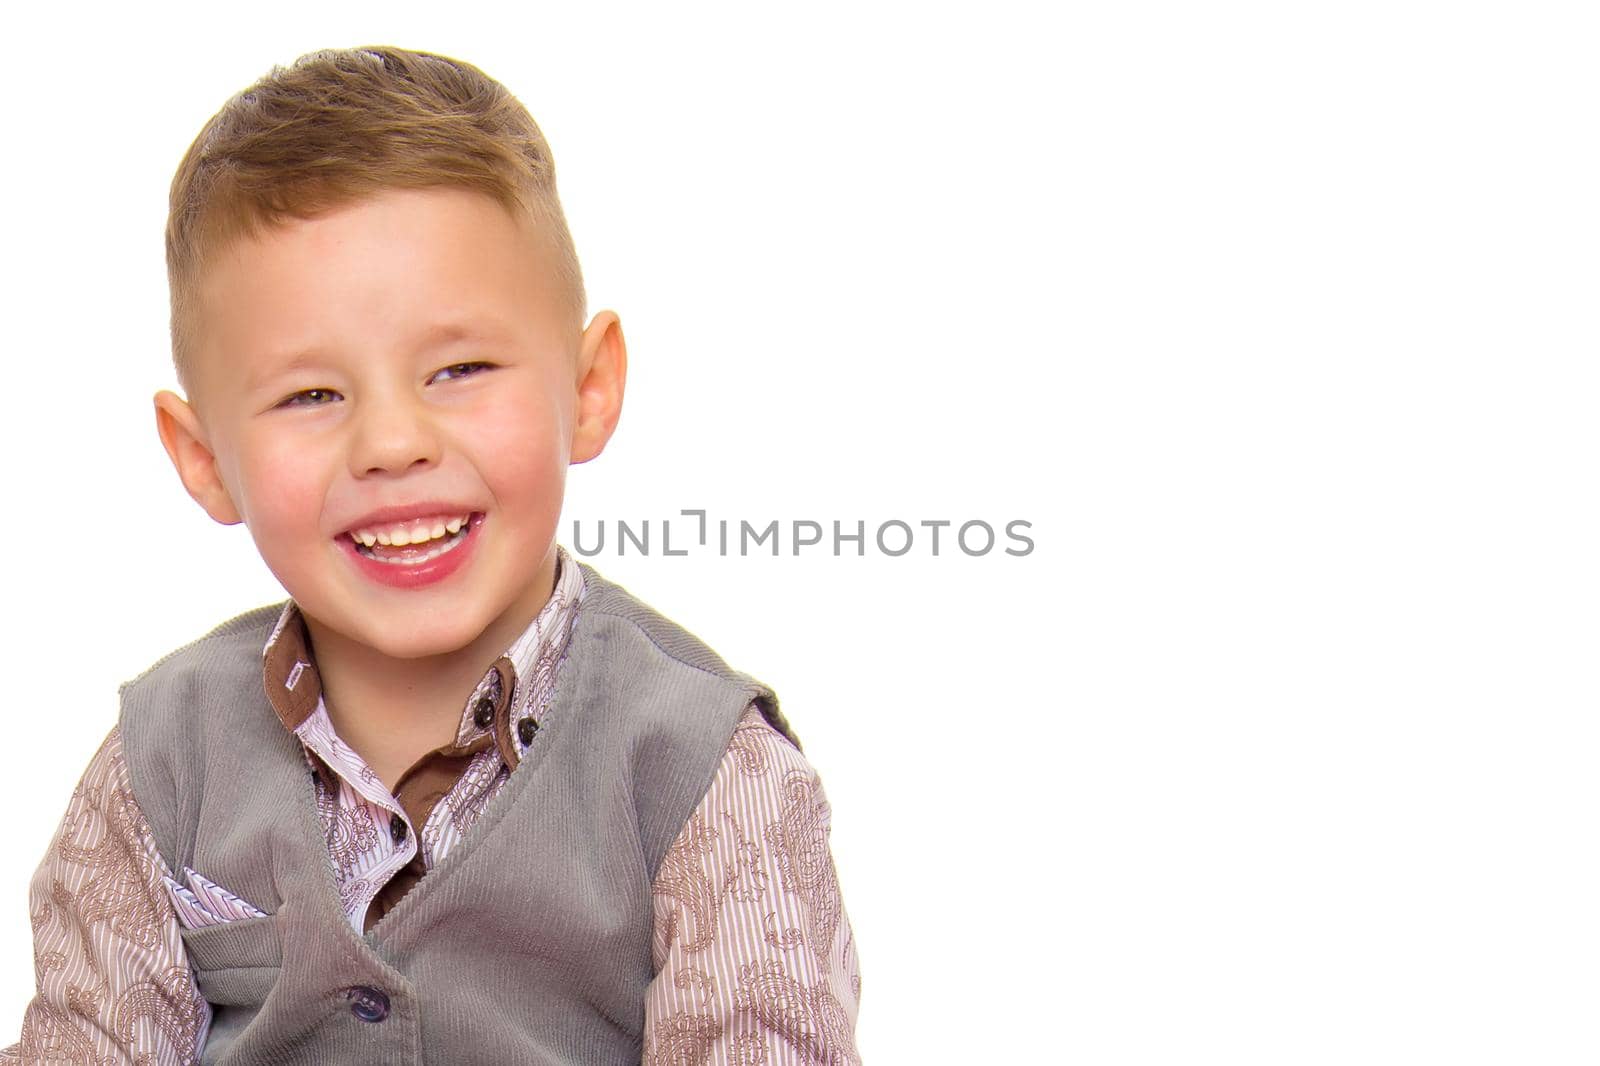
[206, 187, 545, 270]
[196, 186, 566, 303]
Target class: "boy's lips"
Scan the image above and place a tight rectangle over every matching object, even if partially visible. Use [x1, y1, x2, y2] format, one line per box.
[338, 512, 485, 590]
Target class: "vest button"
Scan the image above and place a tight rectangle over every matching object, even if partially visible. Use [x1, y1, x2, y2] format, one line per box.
[390, 813, 408, 845]
[517, 717, 539, 746]
[344, 985, 390, 1023]
[472, 697, 495, 729]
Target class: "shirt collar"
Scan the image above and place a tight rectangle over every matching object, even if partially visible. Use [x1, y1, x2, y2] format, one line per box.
[261, 542, 586, 769]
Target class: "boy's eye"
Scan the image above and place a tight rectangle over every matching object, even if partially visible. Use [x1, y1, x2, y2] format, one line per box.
[431, 361, 493, 383]
[278, 388, 340, 408]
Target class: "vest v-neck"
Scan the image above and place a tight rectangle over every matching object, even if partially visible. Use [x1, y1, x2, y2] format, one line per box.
[358, 612, 582, 945]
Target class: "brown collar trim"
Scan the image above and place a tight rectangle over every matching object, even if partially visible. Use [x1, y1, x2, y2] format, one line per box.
[262, 603, 324, 731]
[488, 656, 522, 769]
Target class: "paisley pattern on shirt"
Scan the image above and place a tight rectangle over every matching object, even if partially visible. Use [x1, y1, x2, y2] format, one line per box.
[646, 704, 862, 1066]
[767, 768, 844, 967]
[1, 729, 208, 1066]
[317, 782, 380, 880]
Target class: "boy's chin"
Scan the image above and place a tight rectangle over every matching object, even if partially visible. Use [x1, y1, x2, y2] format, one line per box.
[361, 629, 477, 661]
[359, 619, 487, 661]
[303, 605, 487, 663]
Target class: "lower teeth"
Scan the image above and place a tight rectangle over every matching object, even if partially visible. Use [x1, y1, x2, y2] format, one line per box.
[357, 524, 470, 566]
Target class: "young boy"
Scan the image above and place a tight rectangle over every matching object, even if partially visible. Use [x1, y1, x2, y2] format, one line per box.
[3, 45, 859, 1065]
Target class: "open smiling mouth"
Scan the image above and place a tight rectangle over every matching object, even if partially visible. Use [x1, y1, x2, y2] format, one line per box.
[346, 513, 483, 567]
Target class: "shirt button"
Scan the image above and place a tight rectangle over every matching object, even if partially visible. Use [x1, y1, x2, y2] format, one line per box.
[344, 985, 390, 1023]
[390, 813, 408, 845]
[517, 717, 539, 746]
[472, 697, 495, 729]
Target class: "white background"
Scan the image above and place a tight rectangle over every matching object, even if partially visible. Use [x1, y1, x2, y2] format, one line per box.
[0, 1, 1594, 1062]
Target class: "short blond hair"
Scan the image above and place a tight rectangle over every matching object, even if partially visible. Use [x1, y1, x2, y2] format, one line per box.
[165, 45, 586, 395]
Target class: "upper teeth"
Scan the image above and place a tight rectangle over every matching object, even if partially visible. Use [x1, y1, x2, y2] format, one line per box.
[349, 514, 469, 548]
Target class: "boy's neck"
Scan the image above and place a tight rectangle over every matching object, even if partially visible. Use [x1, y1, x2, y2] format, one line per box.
[300, 551, 560, 792]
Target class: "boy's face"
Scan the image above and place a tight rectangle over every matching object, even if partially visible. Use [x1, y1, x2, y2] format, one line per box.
[155, 186, 623, 664]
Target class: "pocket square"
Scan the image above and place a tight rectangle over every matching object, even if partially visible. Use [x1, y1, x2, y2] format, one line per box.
[164, 867, 269, 930]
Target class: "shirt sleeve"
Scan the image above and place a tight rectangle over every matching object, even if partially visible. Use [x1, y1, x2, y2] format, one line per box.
[0, 726, 210, 1065]
[644, 703, 862, 1065]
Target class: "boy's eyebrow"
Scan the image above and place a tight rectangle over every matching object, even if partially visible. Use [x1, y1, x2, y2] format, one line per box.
[243, 319, 515, 392]
[415, 317, 515, 349]
[244, 350, 326, 394]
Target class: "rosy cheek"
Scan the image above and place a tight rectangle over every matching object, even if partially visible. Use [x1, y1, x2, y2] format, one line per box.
[478, 405, 568, 479]
[238, 441, 328, 530]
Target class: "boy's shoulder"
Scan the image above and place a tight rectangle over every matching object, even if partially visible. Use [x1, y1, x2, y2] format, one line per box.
[575, 560, 745, 674]
[118, 600, 287, 698]
[574, 561, 800, 749]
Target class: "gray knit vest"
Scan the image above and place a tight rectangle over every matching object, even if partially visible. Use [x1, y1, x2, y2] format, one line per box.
[118, 561, 796, 1065]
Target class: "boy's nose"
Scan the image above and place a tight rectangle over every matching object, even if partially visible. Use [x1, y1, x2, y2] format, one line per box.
[348, 394, 443, 477]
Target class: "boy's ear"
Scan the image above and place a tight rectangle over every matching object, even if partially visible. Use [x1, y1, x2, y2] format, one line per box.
[152, 390, 243, 526]
[571, 310, 627, 465]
